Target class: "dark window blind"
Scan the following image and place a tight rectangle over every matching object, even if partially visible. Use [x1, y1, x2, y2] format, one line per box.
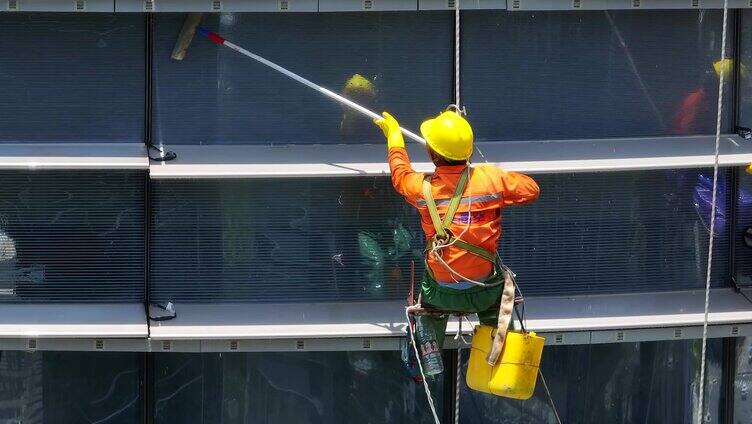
[460, 339, 723, 423]
[463, 10, 735, 142]
[735, 168, 752, 286]
[0, 171, 146, 303]
[0, 351, 143, 423]
[150, 168, 728, 303]
[737, 10, 752, 131]
[0, 14, 145, 143]
[152, 12, 452, 145]
[502, 168, 729, 296]
[150, 177, 422, 302]
[152, 352, 441, 424]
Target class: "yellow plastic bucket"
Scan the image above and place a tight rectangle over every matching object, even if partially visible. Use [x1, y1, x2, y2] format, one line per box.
[466, 325, 545, 400]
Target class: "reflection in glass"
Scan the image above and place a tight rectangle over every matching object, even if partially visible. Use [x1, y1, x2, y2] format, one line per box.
[152, 351, 442, 423]
[150, 177, 424, 303]
[737, 11, 752, 132]
[0, 351, 142, 423]
[151, 168, 728, 303]
[734, 170, 752, 286]
[734, 337, 752, 423]
[153, 13, 452, 145]
[460, 339, 724, 423]
[463, 10, 734, 141]
[0, 14, 144, 143]
[0, 171, 145, 302]
[502, 168, 730, 296]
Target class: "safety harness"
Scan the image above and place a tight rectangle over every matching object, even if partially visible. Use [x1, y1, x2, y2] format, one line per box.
[421, 166, 517, 365]
[422, 167, 498, 270]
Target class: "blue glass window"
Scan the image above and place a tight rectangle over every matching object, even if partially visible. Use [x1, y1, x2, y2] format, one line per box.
[0, 14, 144, 143]
[152, 12, 452, 145]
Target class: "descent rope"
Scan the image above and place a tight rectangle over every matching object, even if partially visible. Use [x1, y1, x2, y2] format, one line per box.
[698, 0, 729, 422]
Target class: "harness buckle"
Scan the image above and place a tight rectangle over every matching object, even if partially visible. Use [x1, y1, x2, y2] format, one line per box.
[431, 229, 454, 249]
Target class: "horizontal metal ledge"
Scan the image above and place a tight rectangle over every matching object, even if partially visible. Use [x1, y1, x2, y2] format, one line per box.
[0, 303, 148, 338]
[0, 323, 747, 351]
[0, 143, 148, 170]
[507, 0, 752, 10]
[0, 337, 150, 352]
[149, 301, 407, 340]
[8, 0, 752, 12]
[11, 0, 752, 13]
[116, 0, 422, 12]
[419, 0, 507, 10]
[149, 134, 752, 178]
[523, 288, 752, 332]
[1, 0, 114, 12]
[116, 0, 448, 12]
[147, 288, 752, 340]
[0, 288, 749, 350]
[319, 0, 417, 11]
[116, 0, 318, 12]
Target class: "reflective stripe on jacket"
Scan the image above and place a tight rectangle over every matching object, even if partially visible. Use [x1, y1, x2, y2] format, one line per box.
[388, 147, 540, 283]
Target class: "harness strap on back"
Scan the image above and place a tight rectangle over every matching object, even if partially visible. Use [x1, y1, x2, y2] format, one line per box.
[423, 175, 448, 239]
[442, 169, 469, 229]
[422, 168, 497, 263]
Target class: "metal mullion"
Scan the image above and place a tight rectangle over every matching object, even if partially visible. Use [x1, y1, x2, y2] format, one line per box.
[721, 337, 737, 424]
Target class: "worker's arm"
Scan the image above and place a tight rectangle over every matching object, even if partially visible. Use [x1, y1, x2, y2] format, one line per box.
[498, 168, 540, 206]
[374, 112, 424, 202]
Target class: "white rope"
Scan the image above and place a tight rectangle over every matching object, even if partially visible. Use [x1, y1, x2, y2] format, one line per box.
[405, 308, 442, 424]
[202, 31, 428, 145]
[453, 4, 463, 424]
[454, 0, 461, 107]
[455, 343, 462, 424]
[539, 370, 563, 424]
[698, 1, 729, 422]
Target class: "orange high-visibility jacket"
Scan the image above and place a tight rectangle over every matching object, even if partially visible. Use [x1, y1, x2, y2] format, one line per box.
[388, 147, 540, 283]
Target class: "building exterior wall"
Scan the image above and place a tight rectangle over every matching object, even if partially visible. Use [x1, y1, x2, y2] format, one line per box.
[0, 7, 750, 423]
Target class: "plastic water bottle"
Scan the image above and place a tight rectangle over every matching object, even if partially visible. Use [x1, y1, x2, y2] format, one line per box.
[415, 315, 444, 376]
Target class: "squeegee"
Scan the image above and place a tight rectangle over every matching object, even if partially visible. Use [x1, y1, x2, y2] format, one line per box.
[171, 14, 426, 146]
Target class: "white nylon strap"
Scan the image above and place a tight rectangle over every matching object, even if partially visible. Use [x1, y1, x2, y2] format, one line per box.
[485, 270, 516, 365]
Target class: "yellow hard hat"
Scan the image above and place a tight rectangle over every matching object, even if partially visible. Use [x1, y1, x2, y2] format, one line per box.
[420, 110, 474, 161]
[343, 73, 375, 97]
[714, 58, 733, 80]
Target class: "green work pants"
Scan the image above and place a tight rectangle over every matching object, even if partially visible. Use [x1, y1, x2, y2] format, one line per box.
[418, 269, 510, 350]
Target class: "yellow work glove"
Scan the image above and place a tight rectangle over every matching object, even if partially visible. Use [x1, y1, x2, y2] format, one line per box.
[374, 112, 405, 149]
[746, 163, 752, 175]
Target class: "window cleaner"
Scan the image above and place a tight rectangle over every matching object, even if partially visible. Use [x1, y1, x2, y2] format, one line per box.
[173, 13, 547, 407]
[373, 109, 541, 381]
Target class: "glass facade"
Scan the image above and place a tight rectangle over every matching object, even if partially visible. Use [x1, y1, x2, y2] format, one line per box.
[150, 168, 730, 303]
[735, 337, 752, 423]
[0, 351, 143, 423]
[151, 351, 442, 423]
[463, 10, 734, 142]
[0, 340, 734, 424]
[735, 169, 752, 286]
[152, 10, 737, 147]
[736, 12, 752, 287]
[0, 171, 146, 302]
[460, 339, 725, 423]
[150, 176, 422, 302]
[152, 13, 452, 145]
[0, 14, 145, 143]
[738, 10, 752, 131]
[0, 7, 748, 424]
